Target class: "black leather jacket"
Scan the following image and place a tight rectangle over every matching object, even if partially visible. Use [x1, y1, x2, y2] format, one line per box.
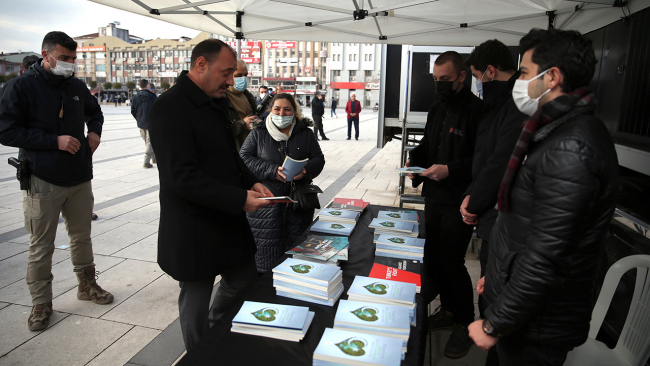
[484, 111, 619, 347]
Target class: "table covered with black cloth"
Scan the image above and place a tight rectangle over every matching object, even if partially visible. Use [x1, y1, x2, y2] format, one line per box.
[177, 204, 428, 366]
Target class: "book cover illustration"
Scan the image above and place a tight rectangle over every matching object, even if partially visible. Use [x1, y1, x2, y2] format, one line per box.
[375, 235, 425, 249]
[396, 167, 426, 174]
[335, 300, 410, 333]
[313, 328, 403, 366]
[272, 257, 341, 284]
[369, 218, 414, 233]
[318, 209, 360, 222]
[232, 301, 310, 331]
[328, 201, 365, 212]
[348, 276, 416, 304]
[332, 198, 369, 208]
[377, 211, 418, 223]
[286, 235, 343, 261]
[310, 220, 355, 236]
[282, 156, 308, 182]
[370, 257, 422, 292]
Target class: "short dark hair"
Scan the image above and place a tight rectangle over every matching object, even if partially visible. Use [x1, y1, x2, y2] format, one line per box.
[190, 39, 236, 69]
[22, 55, 40, 69]
[42, 31, 77, 53]
[465, 39, 517, 73]
[434, 51, 465, 75]
[519, 28, 597, 92]
[260, 85, 269, 91]
[139, 79, 149, 89]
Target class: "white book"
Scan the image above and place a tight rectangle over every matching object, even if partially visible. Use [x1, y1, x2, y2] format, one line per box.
[313, 328, 404, 366]
[232, 311, 315, 342]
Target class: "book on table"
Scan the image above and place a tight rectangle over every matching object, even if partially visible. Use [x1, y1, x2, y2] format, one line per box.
[259, 196, 297, 203]
[326, 201, 366, 212]
[377, 210, 418, 223]
[370, 256, 422, 293]
[276, 285, 344, 307]
[272, 257, 344, 306]
[285, 235, 345, 262]
[332, 197, 369, 209]
[230, 301, 315, 342]
[369, 218, 414, 234]
[282, 156, 308, 182]
[375, 235, 425, 249]
[347, 275, 416, 306]
[318, 208, 360, 224]
[272, 257, 342, 285]
[310, 220, 355, 237]
[396, 166, 426, 174]
[313, 328, 404, 366]
[374, 222, 420, 238]
[375, 250, 423, 262]
[333, 299, 411, 342]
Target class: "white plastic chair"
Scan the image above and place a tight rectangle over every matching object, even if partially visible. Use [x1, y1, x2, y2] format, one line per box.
[564, 254, 650, 366]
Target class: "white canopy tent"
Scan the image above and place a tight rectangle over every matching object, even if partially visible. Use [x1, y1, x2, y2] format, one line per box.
[89, 0, 650, 46]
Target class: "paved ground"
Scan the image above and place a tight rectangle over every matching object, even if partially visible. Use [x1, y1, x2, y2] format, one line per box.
[0, 105, 486, 365]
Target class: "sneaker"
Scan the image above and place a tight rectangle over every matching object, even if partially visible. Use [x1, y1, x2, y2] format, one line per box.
[143, 162, 153, 168]
[75, 266, 114, 305]
[444, 324, 474, 359]
[428, 306, 455, 332]
[28, 302, 53, 331]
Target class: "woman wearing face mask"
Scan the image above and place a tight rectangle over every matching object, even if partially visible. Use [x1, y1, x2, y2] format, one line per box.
[240, 94, 326, 273]
[226, 59, 258, 151]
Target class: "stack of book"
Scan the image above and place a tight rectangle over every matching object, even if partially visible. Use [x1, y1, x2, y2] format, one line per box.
[313, 328, 404, 365]
[347, 275, 417, 325]
[369, 218, 419, 238]
[231, 301, 315, 342]
[333, 300, 411, 353]
[318, 208, 361, 225]
[376, 210, 419, 224]
[369, 256, 422, 293]
[326, 198, 369, 212]
[310, 220, 356, 237]
[375, 234, 424, 262]
[272, 257, 344, 306]
[285, 235, 349, 266]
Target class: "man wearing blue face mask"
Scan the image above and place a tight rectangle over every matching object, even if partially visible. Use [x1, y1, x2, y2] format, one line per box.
[226, 59, 258, 151]
[468, 29, 619, 366]
[0, 31, 112, 331]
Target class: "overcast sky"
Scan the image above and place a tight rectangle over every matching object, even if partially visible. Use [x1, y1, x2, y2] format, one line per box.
[0, 0, 201, 53]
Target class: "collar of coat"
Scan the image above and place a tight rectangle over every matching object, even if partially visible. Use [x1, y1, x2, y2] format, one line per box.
[176, 70, 228, 112]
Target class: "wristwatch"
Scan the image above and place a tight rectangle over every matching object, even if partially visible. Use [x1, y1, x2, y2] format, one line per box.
[482, 319, 503, 338]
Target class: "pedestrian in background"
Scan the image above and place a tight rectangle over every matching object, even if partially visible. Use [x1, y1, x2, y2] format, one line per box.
[311, 91, 328, 141]
[345, 93, 361, 140]
[131, 79, 158, 168]
[330, 97, 338, 118]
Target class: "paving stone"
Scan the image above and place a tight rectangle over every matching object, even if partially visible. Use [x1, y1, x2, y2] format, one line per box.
[0, 242, 27, 261]
[0, 210, 23, 229]
[53, 259, 163, 318]
[0, 302, 8, 311]
[93, 198, 159, 221]
[112, 233, 158, 263]
[101, 274, 179, 330]
[0, 315, 131, 366]
[91, 222, 159, 256]
[0, 304, 69, 358]
[86, 326, 161, 366]
[115, 201, 160, 224]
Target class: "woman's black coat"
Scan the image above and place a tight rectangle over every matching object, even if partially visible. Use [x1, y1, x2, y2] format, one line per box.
[240, 118, 325, 272]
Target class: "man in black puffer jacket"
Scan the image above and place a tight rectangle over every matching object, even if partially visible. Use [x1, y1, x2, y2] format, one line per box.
[468, 29, 619, 366]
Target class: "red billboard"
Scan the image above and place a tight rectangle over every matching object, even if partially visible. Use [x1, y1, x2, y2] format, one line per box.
[226, 41, 261, 64]
[265, 41, 296, 49]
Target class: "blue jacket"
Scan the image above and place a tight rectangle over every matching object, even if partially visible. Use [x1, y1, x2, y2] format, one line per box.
[131, 89, 157, 130]
[0, 61, 103, 186]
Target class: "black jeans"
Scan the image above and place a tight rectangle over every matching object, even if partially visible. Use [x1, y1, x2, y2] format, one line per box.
[496, 336, 571, 366]
[312, 114, 326, 139]
[347, 117, 359, 139]
[423, 202, 475, 325]
[479, 238, 490, 319]
[178, 259, 257, 351]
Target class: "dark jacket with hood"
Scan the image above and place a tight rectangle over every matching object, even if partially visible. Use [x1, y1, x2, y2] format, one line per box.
[131, 89, 157, 130]
[410, 85, 483, 209]
[240, 117, 325, 272]
[149, 70, 260, 281]
[463, 73, 527, 239]
[0, 60, 103, 187]
[483, 97, 619, 347]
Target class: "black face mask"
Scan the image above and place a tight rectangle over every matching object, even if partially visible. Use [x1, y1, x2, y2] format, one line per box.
[435, 73, 461, 101]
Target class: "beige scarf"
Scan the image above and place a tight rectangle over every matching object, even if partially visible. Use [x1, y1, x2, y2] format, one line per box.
[225, 87, 253, 119]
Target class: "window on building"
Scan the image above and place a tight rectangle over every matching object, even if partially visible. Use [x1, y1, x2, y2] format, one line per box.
[95, 64, 106, 72]
[365, 70, 372, 77]
[283, 66, 287, 73]
[349, 54, 352, 61]
[333, 70, 340, 76]
[369, 54, 372, 62]
[365, 99, 371, 107]
[147, 51, 153, 57]
[96, 52, 105, 59]
[275, 66, 279, 73]
[354, 54, 357, 61]
[268, 66, 273, 73]
[174, 50, 179, 57]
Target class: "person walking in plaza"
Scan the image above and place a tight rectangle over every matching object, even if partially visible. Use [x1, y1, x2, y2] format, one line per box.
[226, 59, 258, 151]
[148, 39, 272, 352]
[131, 79, 158, 168]
[311, 91, 328, 141]
[330, 97, 338, 118]
[406, 51, 483, 359]
[240, 93, 325, 273]
[468, 29, 619, 366]
[0, 31, 113, 332]
[345, 93, 361, 140]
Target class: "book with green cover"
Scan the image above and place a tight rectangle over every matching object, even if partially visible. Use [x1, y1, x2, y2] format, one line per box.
[318, 208, 360, 223]
[313, 328, 404, 366]
[334, 300, 410, 334]
[347, 275, 416, 305]
[376, 235, 425, 249]
[232, 311, 315, 342]
[377, 210, 418, 223]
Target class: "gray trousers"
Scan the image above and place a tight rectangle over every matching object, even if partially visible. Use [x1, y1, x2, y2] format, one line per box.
[139, 129, 155, 164]
[177, 259, 257, 351]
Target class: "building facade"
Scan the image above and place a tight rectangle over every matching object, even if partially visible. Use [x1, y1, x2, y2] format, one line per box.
[327, 43, 381, 110]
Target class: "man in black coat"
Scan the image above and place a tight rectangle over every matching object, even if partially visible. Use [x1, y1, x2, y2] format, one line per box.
[130, 79, 157, 168]
[148, 39, 272, 351]
[407, 51, 483, 359]
[311, 91, 328, 140]
[468, 29, 619, 366]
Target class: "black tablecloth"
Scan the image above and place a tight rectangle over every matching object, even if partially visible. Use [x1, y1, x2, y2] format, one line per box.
[178, 204, 427, 366]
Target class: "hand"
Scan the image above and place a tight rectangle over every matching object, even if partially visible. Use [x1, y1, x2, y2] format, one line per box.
[468, 320, 498, 350]
[293, 168, 306, 181]
[477, 276, 485, 295]
[243, 116, 256, 129]
[251, 182, 273, 198]
[276, 167, 287, 183]
[420, 164, 449, 181]
[460, 195, 478, 225]
[404, 159, 415, 180]
[350, 113, 356, 117]
[243, 190, 271, 212]
[87, 131, 100, 155]
[57, 135, 81, 154]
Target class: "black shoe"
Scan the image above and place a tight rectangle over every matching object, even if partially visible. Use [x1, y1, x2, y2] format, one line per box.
[346, 137, 351, 140]
[91, 213, 98, 221]
[428, 306, 455, 332]
[355, 137, 358, 140]
[444, 324, 474, 359]
[322, 137, 330, 140]
[316, 138, 320, 141]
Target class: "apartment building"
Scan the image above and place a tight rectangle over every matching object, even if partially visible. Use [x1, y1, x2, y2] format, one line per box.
[327, 43, 382, 109]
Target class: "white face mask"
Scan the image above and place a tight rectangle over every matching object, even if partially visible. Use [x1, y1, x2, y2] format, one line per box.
[48, 53, 75, 78]
[271, 114, 294, 129]
[259, 93, 267, 99]
[512, 69, 551, 116]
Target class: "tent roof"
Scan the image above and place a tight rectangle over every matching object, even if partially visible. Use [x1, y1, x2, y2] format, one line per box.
[89, 0, 650, 46]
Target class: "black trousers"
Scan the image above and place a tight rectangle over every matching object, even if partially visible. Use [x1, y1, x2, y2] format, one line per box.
[423, 201, 475, 325]
[479, 238, 490, 319]
[177, 259, 257, 351]
[312, 114, 326, 139]
[496, 336, 571, 366]
[347, 117, 359, 139]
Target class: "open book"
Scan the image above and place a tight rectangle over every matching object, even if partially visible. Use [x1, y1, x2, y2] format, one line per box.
[283, 156, 308, 181]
